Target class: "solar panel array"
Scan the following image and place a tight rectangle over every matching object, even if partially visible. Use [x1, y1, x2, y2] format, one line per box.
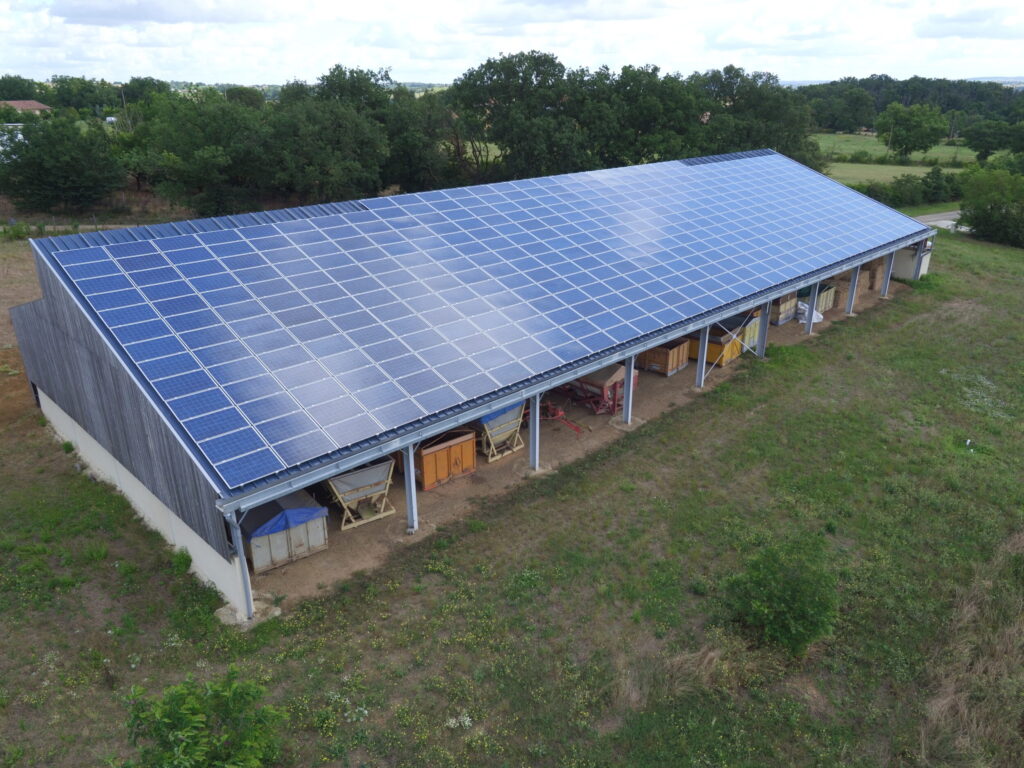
[44, 150, 927, 491]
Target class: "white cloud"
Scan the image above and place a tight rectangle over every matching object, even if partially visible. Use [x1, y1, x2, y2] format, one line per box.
[918, 8, 1024, 39]
[47, 0, 278, 26]
[0, 0, 1021, 85]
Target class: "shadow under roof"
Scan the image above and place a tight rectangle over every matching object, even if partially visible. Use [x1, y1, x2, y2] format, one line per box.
[32, 149, 929, 494]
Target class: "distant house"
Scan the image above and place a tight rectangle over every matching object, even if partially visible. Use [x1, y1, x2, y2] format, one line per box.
[0, 100, 52, 114]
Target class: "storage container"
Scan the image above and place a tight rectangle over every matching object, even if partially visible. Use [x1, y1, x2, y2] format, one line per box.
[687, 327, 743, 366]
[832, 272, 866, 312]
[637, 337, 690, 376]
[864, 256, 886, 289]
[741, 314, 762, 351]
[414, 429, 477, 490]
[770, 292, 797, 325]
[815, 284, 836, 314]
[242, 489, 328, 574]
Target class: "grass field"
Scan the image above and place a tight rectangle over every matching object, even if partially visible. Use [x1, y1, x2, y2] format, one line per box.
[826, 162, 965, 185]
[2, 232, 1024, 766]
[814, 132, 978, 165]
[895, 202, 961, 218]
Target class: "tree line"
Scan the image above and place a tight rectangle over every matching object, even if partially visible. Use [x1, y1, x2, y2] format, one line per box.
[2, 58, 1023, 247]
[1, 54, 819, 216]
[798, 74, 1024, 134]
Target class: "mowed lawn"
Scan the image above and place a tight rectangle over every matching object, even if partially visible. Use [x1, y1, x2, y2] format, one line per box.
[827, 162, 965, 185]
[814, 132, 978, 165]
[2, 232, 1024, 766]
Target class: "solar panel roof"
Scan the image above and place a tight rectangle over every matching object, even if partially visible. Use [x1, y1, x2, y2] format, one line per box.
[36, 149, 929, 492]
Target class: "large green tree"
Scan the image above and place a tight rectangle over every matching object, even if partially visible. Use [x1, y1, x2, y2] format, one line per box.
[225, 85, 265, 110]
[264, 97, 388, 203]
[49, 75, 120, 114]
[381, 86, 449, 192]
[317, 65, 393, 115]
[808, 79, 876, 132]
[0, 117, 124, 211]
[448, 51, 592, 179]
[962, 120, 1013, 162]
[0, 103, 21, 123]
[687, 65, 822, 168]
[874, 102, 947, 159]
[120, 76, 171, 104]
[580, 64, 700, 167]
[0, 73, 40, 101]
[140, 88, 265, 215]
[959, 168, 1024, 247]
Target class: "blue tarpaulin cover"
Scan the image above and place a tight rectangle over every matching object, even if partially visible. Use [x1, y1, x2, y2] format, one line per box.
[243, 506, 327, 540]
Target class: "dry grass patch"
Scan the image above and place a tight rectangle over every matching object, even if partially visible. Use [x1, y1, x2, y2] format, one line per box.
[923, 533, 1024, 766]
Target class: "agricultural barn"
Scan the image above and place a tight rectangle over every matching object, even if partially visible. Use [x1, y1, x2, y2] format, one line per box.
[11, 150, 934, 618]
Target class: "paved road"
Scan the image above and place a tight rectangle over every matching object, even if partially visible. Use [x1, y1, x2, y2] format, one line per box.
[915, 210, 960, 230]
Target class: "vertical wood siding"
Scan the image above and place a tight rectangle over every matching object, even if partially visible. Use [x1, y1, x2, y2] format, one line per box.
[10, 261, 230, 558]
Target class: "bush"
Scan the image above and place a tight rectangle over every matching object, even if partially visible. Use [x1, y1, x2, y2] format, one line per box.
[124, 666, 285, 768]
[959, 168, 1024, 247]
[723, 534, 839, 656]
[851, 167, 962, 208]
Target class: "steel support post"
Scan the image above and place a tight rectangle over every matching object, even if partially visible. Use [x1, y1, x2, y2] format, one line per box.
[225, 511, 255, 621]
[529, 392, 541, 470]
[845, 264, 860, 315]
[912, 240, 927, 281]
[880, 252, 895, 297]
[694, 325, 709, 388]
[403, 444, 418, 533]
[756, 300, 771, 358]
[804, 281, 820, 334]
[622, 355, 636, 424]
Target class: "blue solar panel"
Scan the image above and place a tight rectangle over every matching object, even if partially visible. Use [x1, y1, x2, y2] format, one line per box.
[41, 150, 928, 490]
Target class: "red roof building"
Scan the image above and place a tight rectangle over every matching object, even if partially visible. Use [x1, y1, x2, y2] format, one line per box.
[0, 100, 52, 114]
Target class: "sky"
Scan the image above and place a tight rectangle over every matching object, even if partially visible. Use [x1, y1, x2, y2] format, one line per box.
[1, 0, 1022, 86]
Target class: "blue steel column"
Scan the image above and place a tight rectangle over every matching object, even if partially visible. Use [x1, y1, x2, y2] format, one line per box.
[755, 300, 771, 358]
[912, 241, 927, 280]
[622, 355, 636, 424]
[804, 281, 820, 334]
[529, 392, 541, 470]
[694, 325, 710, 388]
[403, 444, 418, 533]
[845, 265, 860, 315]
[880, 252, 895, 297]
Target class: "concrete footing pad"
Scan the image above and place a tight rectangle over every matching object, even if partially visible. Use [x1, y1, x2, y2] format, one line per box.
[609, 415, 646, 432]
[216, 591, 282, 629]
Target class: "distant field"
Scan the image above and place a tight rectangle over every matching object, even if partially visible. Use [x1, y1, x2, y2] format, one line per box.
[826, 162, 963, 185]
[896, 201, 961, 217]
[814, 132, 977, 165]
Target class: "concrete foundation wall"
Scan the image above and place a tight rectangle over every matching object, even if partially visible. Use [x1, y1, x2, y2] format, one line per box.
[892, 248, 930, 280]
[39, 390, 249, 618]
